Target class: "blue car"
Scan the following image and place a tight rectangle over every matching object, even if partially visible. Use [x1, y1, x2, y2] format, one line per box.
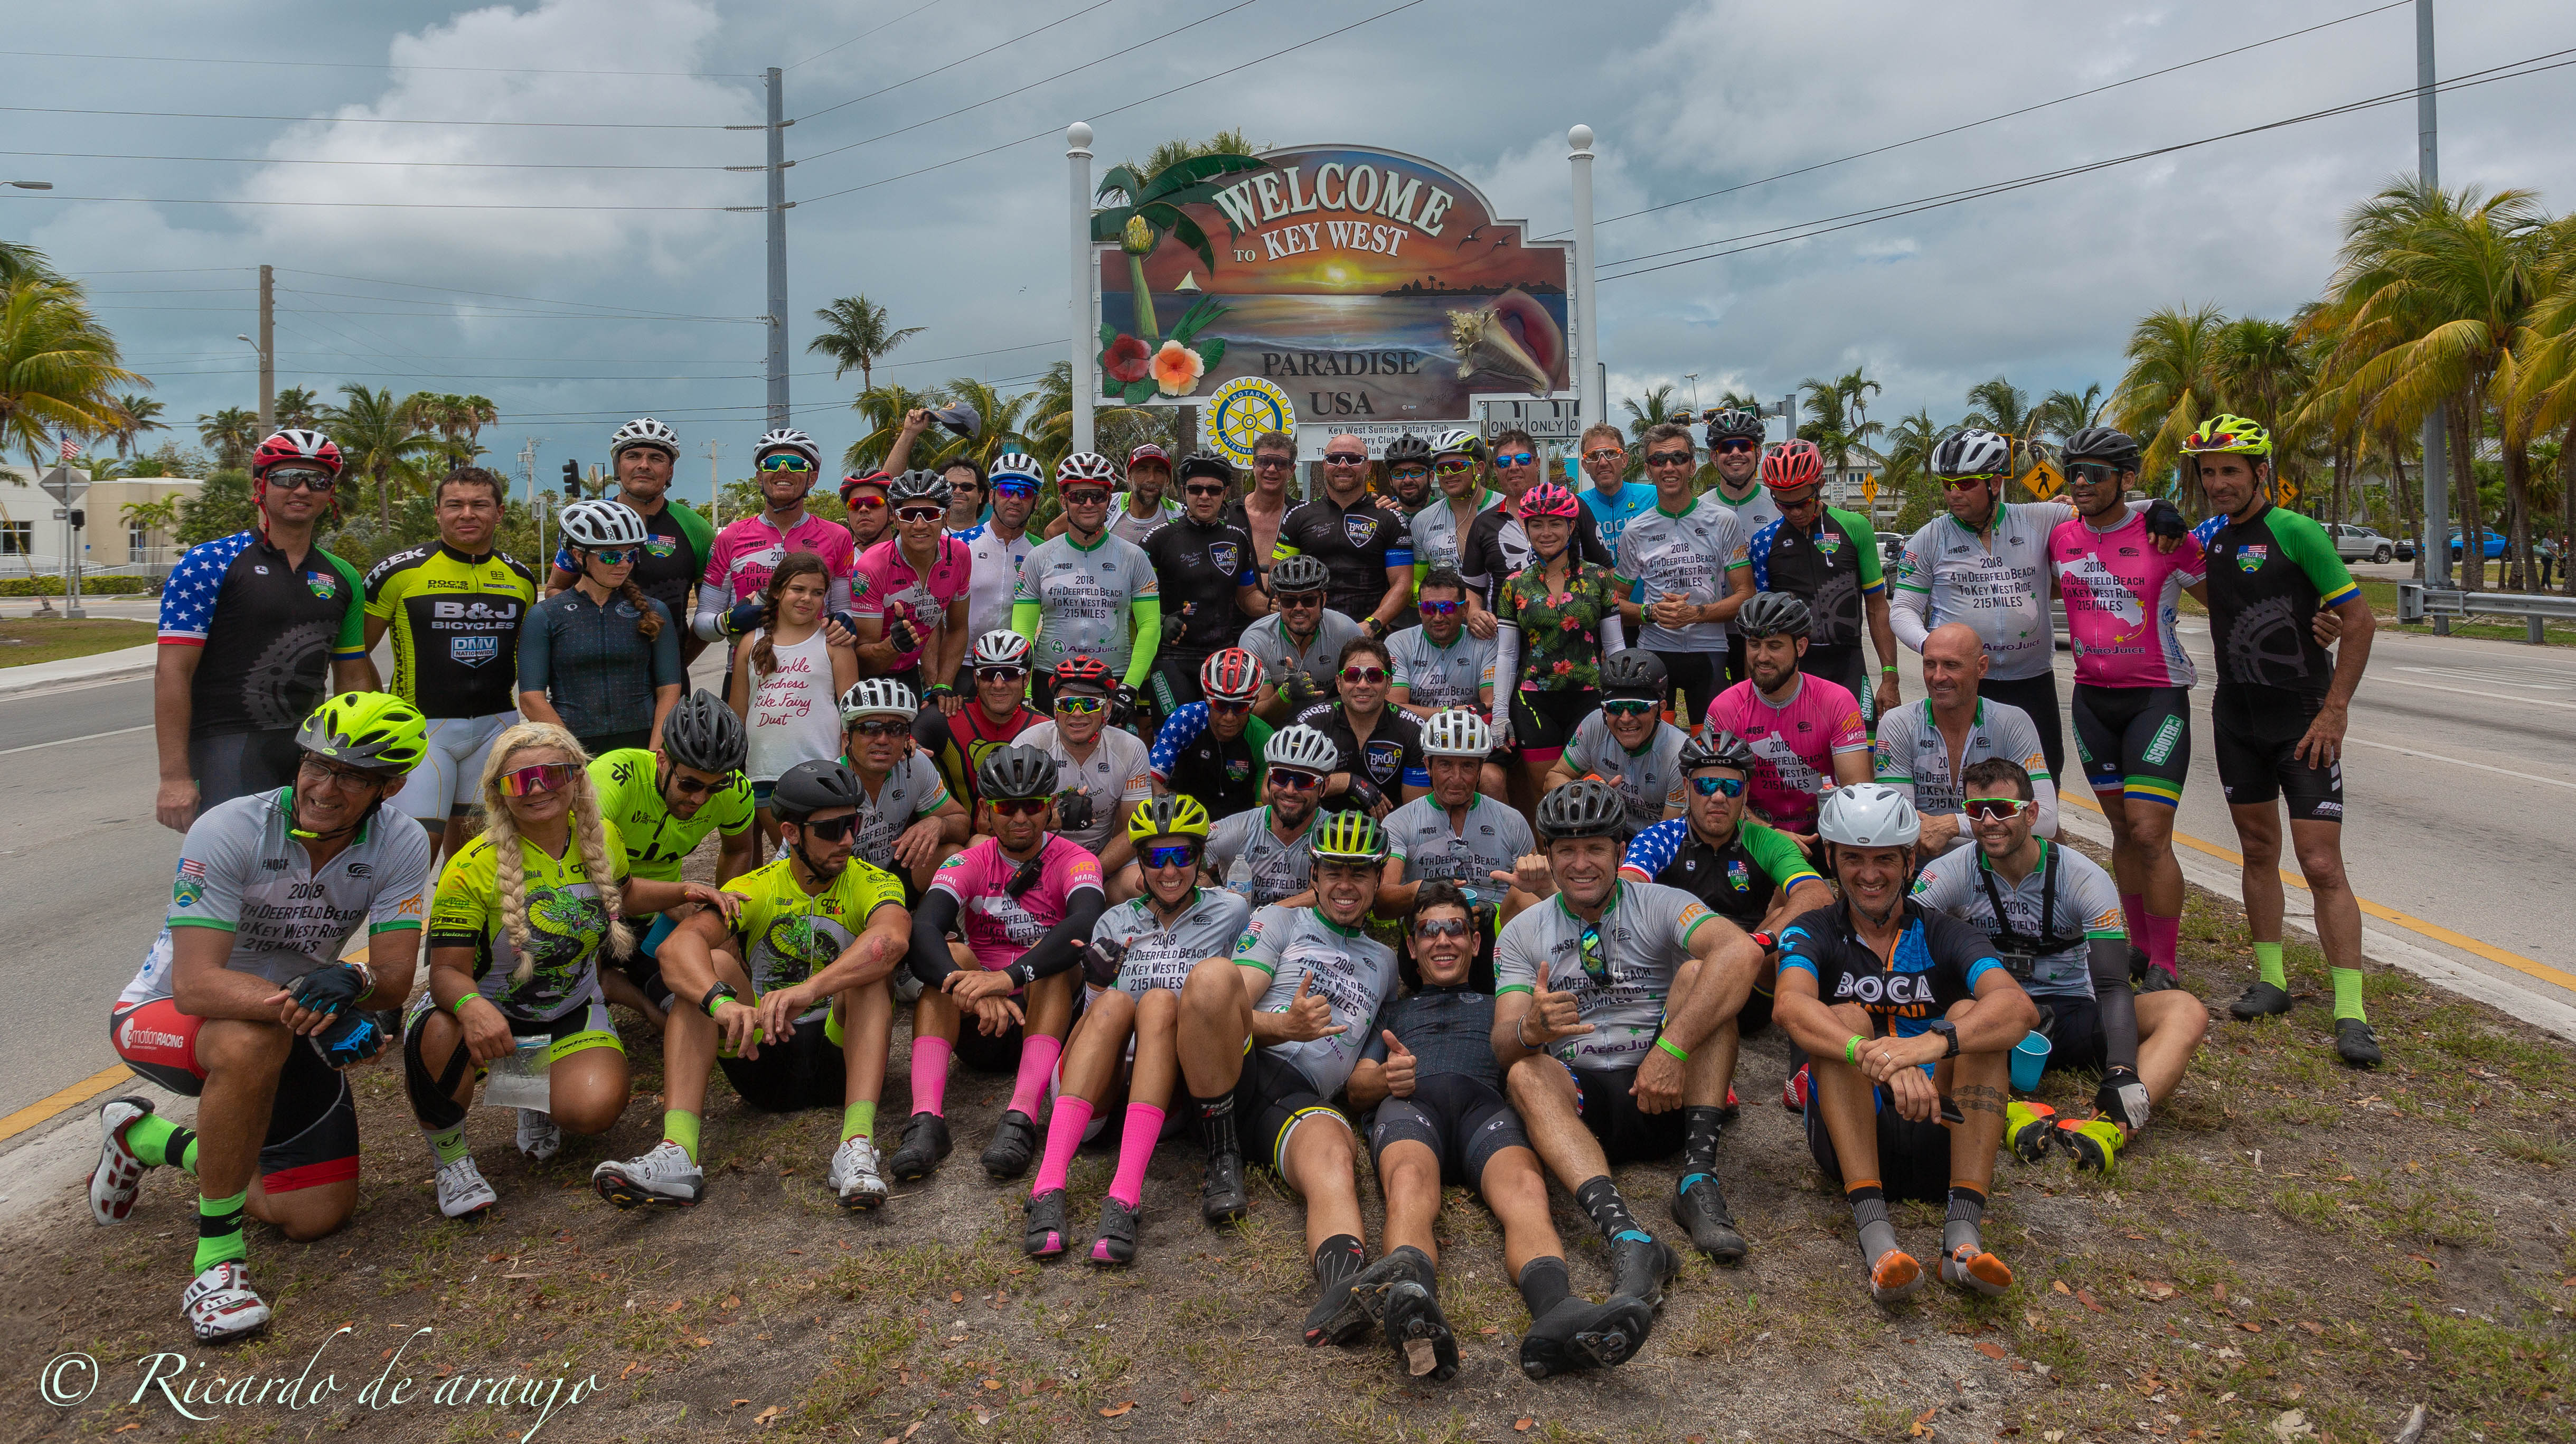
[2449, 530, 2506, 561]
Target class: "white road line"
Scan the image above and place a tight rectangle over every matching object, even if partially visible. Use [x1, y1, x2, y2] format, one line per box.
[2342, 736, 2576, 790]
[2394, 664, 2571, 690]
[0, 724, 153, 757]
[2372, 675, 2576, 711]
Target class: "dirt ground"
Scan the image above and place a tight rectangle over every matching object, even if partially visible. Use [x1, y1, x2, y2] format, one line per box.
[7, 832, 2569, 1444]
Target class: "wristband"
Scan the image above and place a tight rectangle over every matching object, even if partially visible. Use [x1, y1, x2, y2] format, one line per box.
[1844, 1034, 1865, 1065]
[700, 981, 738, 1018]
[1654, 1036, 1690, 1063]
[450, 991, 481, 1017]
[1747, 930, 1774, 953]
[1516, 1013, 1534, 1050]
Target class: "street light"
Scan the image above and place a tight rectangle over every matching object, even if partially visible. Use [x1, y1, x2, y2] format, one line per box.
[1683, 373, 1700, 412]
[5, 181, 54, 190]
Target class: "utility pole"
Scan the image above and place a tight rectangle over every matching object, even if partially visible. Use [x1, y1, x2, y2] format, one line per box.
[2416, 0, 2452, 618]
[765, 69, 791, 433]
[257, 264, 275, 433]
[1068, 122, 1095, 455]
[1568, 126, 1603, 426]
[706, 440, 723, 525]
[518, 437, 540, 505]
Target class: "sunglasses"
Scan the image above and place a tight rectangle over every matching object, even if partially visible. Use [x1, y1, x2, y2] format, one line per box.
[845, 495, 887, 511]
[1053, 695, 1107, 716]
[1941, 473, 2005, 490]
[1417, 599, 1462, 616]
[1268, 768, 1323, 791]
[1062, 489, 1111, 506]
[583, 547, 636, 566]
[1432, 458, 1475, 475]
[975, 666, 1029, 682]
[990, 798, 1049, 818]
[895, 506, 945, 523]
[1601, 698, 1659, 718]
[1340, 666, 1387, 685]
[1413, 915, 1471, 940]
[1184, 483, 1228, 498]
[1713, 439, 1757, 455]
[1391, 466, 1432, 481]
[1143, 843, 1201, 870]
[794, 813, 859, 841]
[1689, 774, 1748, 799]
[993, 480, 1038, 496]
[1322, 452, 1367, 465]
[298, 754, 388, 790]
[1276, 593, 1324, 608]
[667, 771, 726, 795]
[1208, 698, 1253, 715]
[499, 762, 573, 798]
[1644, 451, 1694, 468]
[758, 455, 815, 472]
[1584, 448, 1625, 462]
[2066, 462, 2127, 485]
[1963, 796, 2032, 821]
[1578, 924, 1609, 983]
[1254, 456, 1294, 469]
[263, 468, 335, 493]
[847, 718, 908, 738]
[1493, 451, 1537, 468]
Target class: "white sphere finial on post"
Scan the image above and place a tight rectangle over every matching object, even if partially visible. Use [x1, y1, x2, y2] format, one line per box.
[1067, 121, 1093, 155]
[1568, 124, 1594, 155]
[1068, 122, 1097, 454]
[1568, 125, 1603, 424]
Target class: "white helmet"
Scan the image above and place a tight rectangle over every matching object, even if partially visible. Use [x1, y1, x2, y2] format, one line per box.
[559, 498, 650, 550]
[989, 452, 1042, 487]
[972, 630, 1032, 669]
[838, 677, 918, 724]
[1421, 708, 1492, 757]
[1264, 724, 1341, 775]
[1430, 427, 1484, 461]
[755, 428, 821, 467]
[1056, 451, 1117, 485]
[1931, 428, 2013, 479]
[609, 416, 679, 458]
[1817, 784, 1921, 849]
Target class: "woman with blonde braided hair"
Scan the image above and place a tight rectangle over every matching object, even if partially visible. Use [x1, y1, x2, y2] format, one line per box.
[403, 721, 738, 1219]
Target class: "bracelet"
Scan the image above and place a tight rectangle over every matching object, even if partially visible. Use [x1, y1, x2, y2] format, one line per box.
[1516, 1013, 1534, 1049]
[1747, 930, 1775, 953]
[450, 991, 482, 1018]
[1844, 1034, 1865, 1065]
[1654, 1036, 1690, 1063]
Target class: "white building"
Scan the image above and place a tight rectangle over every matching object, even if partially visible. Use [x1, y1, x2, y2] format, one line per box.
[0, 464, 202, 578]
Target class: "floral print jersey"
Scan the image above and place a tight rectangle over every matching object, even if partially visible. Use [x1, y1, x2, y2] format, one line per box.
[1500, 560, 1623, 693]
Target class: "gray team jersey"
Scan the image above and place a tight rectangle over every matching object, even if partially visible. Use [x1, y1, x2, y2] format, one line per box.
[850, 752, 952, 873]
[1093, 886, 1251, 1001]
[1616, 495, 1748, 654]
[1707, 487, 1781, 538]
[1014, 530, 1160, 675]
[1494, 881, 1717, 1071]
[1408, 490, 1502, 576]
[1871, 698, 2057, 843]
[1384, 794, 1534, 899]
[1108, 496, 1186, 549]
[120, 790, 434, 1008]
[1239, 610, 1367, 697]
[1016, 719, 1152, 856]
[1204, 805, 1317, 906]
[1560, 712, 1690, 831]
[1892, 500, 2141, 681]
[1233, 903, 1402, 1095]
[1911, 840, 2124, 1000]
[1386, 623, 1497, 711]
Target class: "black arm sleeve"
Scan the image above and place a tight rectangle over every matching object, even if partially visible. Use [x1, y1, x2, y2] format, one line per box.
[909, 889, 964, 987]
[2088, 937, 2140, 1074]
[1575, 507, 1613, 568]
[1018, 887, 1108, 981]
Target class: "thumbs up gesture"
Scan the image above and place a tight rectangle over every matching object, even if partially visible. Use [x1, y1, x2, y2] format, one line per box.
[1525, 981, 1593, 1047]
[1379, 1030, 1417, 1098]
[1280, 973, 1344, 1043]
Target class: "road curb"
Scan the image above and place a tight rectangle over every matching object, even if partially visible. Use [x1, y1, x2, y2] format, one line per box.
[0, 642, 158, 697]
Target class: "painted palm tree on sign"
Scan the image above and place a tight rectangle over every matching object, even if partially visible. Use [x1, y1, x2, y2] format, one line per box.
[1092, 149, 1267, 348]
[198, 407, 261, 472]
[809, 295, 924, 398]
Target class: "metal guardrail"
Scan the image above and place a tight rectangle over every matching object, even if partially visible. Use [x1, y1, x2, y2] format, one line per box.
[2397, 582, 2576, 643]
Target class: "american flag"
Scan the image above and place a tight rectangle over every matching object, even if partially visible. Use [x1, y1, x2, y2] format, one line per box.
[57, 435, 81, 461]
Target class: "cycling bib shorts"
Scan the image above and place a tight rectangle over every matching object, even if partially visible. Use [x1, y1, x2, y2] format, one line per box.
[2211, 686, 2344, 822]
[403, 710, 518, 821]
[110, 998, 359, 1194]
[2071, 683, 2192, 808]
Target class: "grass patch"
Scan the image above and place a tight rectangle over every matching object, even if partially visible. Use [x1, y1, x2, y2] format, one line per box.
[0, 616, 152, 667]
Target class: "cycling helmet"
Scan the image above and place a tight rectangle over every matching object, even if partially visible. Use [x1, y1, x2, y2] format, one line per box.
[989, 452, 1043, 489]
[251, 428, 342, 479]
[1598, 649, 1669, 700]
[1817, 783, 1921, 849]
[1050, 653, 1113, 694]
[1268, 554, 1331, 596]
[2061, 426, 2141, 472]
[1518, 481, 1581, 520]
[754, 428, 821, 468]
[295, 691, 427, 775]
[838, 677, 918, 724]
[1178, 450, 1233, 484]
[2182, 412, 2272, 458]
[1265, 723, 1341, 774]
[976, 743, 1059, 801]
[609, 416, 679, 459]
[1421, 707, 1492, 758]
[772, 758, 863, 820]
[1383, 434, 1433, 469]
[972, 630, 1033, 670]
[838, 470, 891, 504]
[887, 468, 951, 508]
[1127, 442, 1171, 470]
[661, 689, 746, 775]
[558, 498, 650, 550]
[1430, 426, 1484, 461]
[1931, 428, 2014, 479]
[1126, 794, 1212, 846]
[1311, 810, 1387, 863]
[1057, 451, 1117, 487]
[1705, 407, 1767, 443]
[1199, 648, 1263, 702]
[1734, 590, 1812, 639]
[1535, 779, 1625, 841]
[1678, 729, 1757, 774]
[1760, 438, 1824, 491]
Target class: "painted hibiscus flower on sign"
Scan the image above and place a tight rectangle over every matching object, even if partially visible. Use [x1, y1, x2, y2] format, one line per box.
[1098, 296, 1226, 402]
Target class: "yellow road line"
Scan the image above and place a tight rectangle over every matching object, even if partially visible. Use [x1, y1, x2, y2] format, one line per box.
[2062, 791, 2576, 993]
[0, 1063, 133, 1148]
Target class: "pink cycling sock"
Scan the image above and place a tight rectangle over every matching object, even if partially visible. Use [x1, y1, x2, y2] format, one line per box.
[909, 1035, 952, 1118]
[1107, 1103, 1166, 1208]
[2144, 913, 2181, 977]
[2120, 893, 2148, 944]
[1008, 1033, 1063, 1119]
[1032, 1095, 1093, 1197]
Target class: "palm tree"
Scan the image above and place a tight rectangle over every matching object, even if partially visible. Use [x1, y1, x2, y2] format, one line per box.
[274, 386, 322, 429]
[842, 383, 937, 473]
[1092, 146, 1267, 346]
[198, 407, 261, 471]
[1882, 407, 1949, 531]
[0, 240, 61, 288]
[108, 392, 166, 458]
[1961, 376, 2032, 437]
[808, 296, 925, 397]
[2111, 303, 2232, 508]
[1623, 384, 1685, 438]
[322, 384, 440, 525]
[0, 277, 140, 471]
[1835, 367, 1883, 451]
[2031, 385, 2107, 442]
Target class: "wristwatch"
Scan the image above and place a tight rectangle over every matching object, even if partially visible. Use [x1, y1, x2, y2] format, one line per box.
[1927, 1018, 1961, 1058]
[700, 982, 739, 1017]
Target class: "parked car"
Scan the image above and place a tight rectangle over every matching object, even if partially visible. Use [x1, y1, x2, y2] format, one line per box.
[2326, 523, 2396, 564]
[1877, 531, 1905, 566]
[2449, 529, 2506, 561]
[2394, 537, 2416, 562]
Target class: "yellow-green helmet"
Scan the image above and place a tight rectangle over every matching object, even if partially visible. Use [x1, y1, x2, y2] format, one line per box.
[2180, 413, 2271, 459]
[1126, 794, 1211, 846]
[1311, 810, 1387, 863]
[296, 691, 428, 775]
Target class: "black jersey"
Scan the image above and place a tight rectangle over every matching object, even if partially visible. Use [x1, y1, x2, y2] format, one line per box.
[156, 529, 369, 738]
[1459, 504, 1614, 609]
[1274, 492, 1414, 618]
[1142, 514, 1259, 654]
[1149, 704, 1273, 820]
[1294, 701, 1428, 804]
[1745, 508, 1879, 650]
[2189, 503, 2362, 700]
[1361, 984, 1500, 1090]
[1777, 899, 2007, 1043]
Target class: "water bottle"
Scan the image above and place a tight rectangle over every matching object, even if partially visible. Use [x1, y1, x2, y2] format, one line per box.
[1225, 854, 1254, 898]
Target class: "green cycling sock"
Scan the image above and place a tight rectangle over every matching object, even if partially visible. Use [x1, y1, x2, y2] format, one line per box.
[424, 1126, 469, 1167]
[663, 1110, 701, 1163]
[842, 1100, 876, 1143]
[2254, 941, 2286, 989]
[2330, 968, 2366, 1022]
[127, 1115, 199, 1176]
[193, 1189, 249, 1273]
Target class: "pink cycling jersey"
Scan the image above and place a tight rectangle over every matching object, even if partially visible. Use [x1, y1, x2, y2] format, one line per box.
[2048, 510, 2205, 689]
[1703, 673, 1868, 833]
[702, 511, 855, 611]
[929, 832, 1105, 971]
[851, 535, 971, 672]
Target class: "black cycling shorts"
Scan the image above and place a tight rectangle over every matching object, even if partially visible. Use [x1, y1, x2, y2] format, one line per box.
[401, 994, 623, 1128]
[1647, 651, 1724, 736]
[1803, 1085, 1952, 1204]
[1736, 973, 1776, 1040]
[1801, 644, 1867, 710]
[1367, 1072, 1529, 1186]
[110, 998, 358, 1193]
[189, 729, 305, 815]
[1510, 688, 1597, 763]
[1560, 1061, 1686, 1164]
[1234, 1048, 1347, 1174]
[2071, 684, 2190, 809]
[1149, 648, 1213, 719]
[1980, 671, 2065, 781]
[2211, 686, 2344, 823]
[721, 1009, 849, 1113]
[2032, 993, 2107, 1076]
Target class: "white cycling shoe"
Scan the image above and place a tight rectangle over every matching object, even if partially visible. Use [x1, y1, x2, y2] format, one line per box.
[591, 1140, 705, 1210]
[515, 1109, 562, 1162]
[827, 1136, 887, 1211]
[435, 1156, 499, 1219]
[183, 1262, 272, 1343]
[90, 1096, 155, 1226]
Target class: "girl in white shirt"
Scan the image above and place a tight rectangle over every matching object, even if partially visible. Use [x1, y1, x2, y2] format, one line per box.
[732, 551, 858, 849]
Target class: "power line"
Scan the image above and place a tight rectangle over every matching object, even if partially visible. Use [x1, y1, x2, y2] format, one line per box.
[1, 148, 736, 172]
[793, 0, 1123, 124]
[0, 103, 736, 129]
[0, 48, 755, 78]
[274, 268, 757, 325]
[786, 0, 953, 71]
[7, 192, 739, 213]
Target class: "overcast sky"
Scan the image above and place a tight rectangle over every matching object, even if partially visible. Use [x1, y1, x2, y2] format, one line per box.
[10, 0, 2574, 501]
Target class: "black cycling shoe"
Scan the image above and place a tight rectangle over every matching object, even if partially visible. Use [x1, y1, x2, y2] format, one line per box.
[1378, 1280, 1460, 1381]
[1670, 1174, 1750, 1263]
[2334, 1018, 2384, 1069]
[1087, 1197, 1139, 1267]
[2135, 964, 2179, 994]
[885, 1111, 952, 1182]
[2229, 980, 2293, 1020]
[1307, 1251, 1408, 1347]
[1518, 1296, 1654, 1379]
[1607, 1233, 1680, 1310]
[1199, 1151, 1248, 1225]
[979, 1109, 1039, 1179]
[1023, 1188, 1070, 1259]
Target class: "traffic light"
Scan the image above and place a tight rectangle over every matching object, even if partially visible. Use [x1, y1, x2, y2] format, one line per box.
[561, 460, 581, 498]
[67, 508, 84, 530]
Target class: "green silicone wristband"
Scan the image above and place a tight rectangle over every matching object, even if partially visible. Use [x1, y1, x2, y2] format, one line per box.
[451, 991, 480, 1017]
[1654, 1036, 1690, 1063]
[1845, 1034, 1864, 1065]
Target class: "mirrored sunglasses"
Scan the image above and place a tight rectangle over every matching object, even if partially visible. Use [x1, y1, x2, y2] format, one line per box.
[758, 454, 815, 472]
[1268, 768, 1323, 791]
[1340, 666, 1388, 685]
[1644, 451, 1694, 467]
[895, 506, 945, 523]
[1713, 439, 1758, 455]
[1601, 698, 1659, 717]
[263, 468, 335, 493]
[1689, 775, 1748, 799]
[990, 798, 1049, 817]
[1432, 458, 1475, 475]
[1492, 451, 1537, 467]
[1417, 599, 1462, 616]
[1962, 796, 2032, 821]
[499, 762, 572, 797]
[1941, 473, 2004, 490]
[1143, 843, 1201, 870]
[1053, 695, 1107, 716]
[1322, 452, 1367, 465]
[583, 547, 636, 566]
[1413, 916, 1471, 940]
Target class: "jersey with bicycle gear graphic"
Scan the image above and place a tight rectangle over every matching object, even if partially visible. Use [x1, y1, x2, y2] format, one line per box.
[158, 530, 369, 738]
[2191, 503, 2359, 699]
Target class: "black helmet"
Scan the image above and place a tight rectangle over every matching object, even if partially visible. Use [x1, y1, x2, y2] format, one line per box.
[1679, 729, 1757, 773]
[888, 468, 952, 508]
[1270, 554, 1331, 596]
[661, 689, 746, 775]
[1705, 407, 1766, 443]
[1735, 591, 1811, 640]
[975, 743, 1059, 802]
[1597, 649, 1668, 700]
[1383, 433, 1432, 468]
[1535, 779, 1626, 841]
[2061, 426, 2141, 472]
[771, 758, 862, 820]
[1178, 451, 1233, 484]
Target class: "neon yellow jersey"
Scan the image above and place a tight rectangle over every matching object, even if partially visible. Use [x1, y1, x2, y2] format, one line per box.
[588, 748, 754, 884]
[362, 542, 540, 718]
[720, 855, 907, 1013]
[429, 820, 630, 1022]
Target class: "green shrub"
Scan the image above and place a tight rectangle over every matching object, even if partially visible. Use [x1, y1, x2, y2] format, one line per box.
[0, 575, 157, 595]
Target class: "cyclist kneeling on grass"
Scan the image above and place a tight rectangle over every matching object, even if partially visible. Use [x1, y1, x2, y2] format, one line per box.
[586, 689, 758, 1024]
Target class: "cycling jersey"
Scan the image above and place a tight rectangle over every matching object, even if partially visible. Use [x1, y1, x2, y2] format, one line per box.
[1911, 841, 2123, 1001]
[2190, 502, 2360, 700]
[930, 833, 1104, 972]
[428, 821, 632, 1024]
[362, 543, 539, 719]
[1618, 495, 1751, 655]
[1108, 495, 1186, 548]
[842, 753, 952, 873]
[118, 790, 432, 1008]
[1408, 491, 1502, 577]
[1776, 899, 2005, 1044]
[1704, 674, 1869, 833]
[1012, 530, 1161, 680]
[1746, 505, 1884, 652]
[951, 519, 1038, 648]
[1383, 794, 1533, 897]
[1385, 624, 1496, 711]
[2049, 509, 2205, 689]
[1559, 713, 1690, 831]
[720, 852, 907, 1019]
[912, 701, 1039, 812]
[517, 588, 681, 742]
[552, 498, 712, 623]
[1619, 817, 1820, 932]
[1091, 887, 1251, 1001]
[1273, 492, 1413, 620]
[1233, 904, 1402, 1095]
[1888, 502, 2076, 682]
[1239, 611, 1365, 698]
[851, 534, 971, 673]
[1013, 720, 1151, 855]
[158, 530, 368, 738]
[1705, 486, 1781, 535]
[1459, 505, 1613, 610]
[1578, 480, 1659, 556]
[1141, 514, 1259, 654]
[1206, 805, 1316, 906]
[1494, 881, 1715, 1071]
[587, 747, 754, 883]
[1497, 560, 1625, 694]
[1148, 704, 1273, 819]
[1870, 698, 2056, 839]
[695, 512, 856, 643]
[1292, 701, 1428, 801]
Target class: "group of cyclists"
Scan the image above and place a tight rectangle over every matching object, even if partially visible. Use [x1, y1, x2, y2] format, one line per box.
[94, 400, 2384, 1388]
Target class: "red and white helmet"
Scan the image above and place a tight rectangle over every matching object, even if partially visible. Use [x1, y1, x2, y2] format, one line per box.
[251, 428, 342, 479]
[1517, 481, 1581, 520]
[1199, 648, 1263, 704]
[1057, 452, 1117, 486]
[1760, 439, 1823, 492]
